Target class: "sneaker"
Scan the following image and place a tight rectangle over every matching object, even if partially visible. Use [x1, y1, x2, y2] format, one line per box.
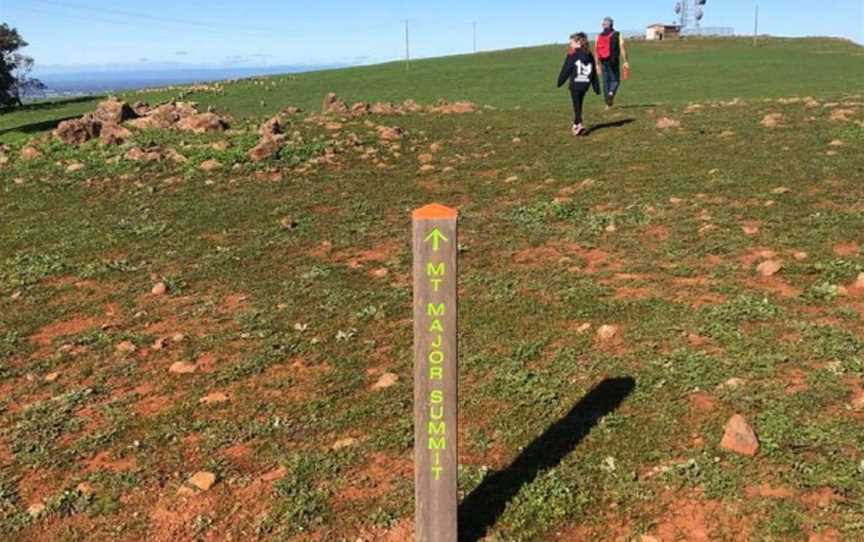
[571, 124, 579, 135]
[607, 93, 615, 107]
[574, 125, 586, 136]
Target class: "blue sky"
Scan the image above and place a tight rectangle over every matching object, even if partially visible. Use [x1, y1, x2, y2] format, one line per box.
[2, 0, 862, 73]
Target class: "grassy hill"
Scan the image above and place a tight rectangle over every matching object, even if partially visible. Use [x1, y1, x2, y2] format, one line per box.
[1, 37, 864, 541]
[2, 36, 864, 145]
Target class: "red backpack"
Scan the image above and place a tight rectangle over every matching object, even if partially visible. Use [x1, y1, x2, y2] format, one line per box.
[596, 33, 613, 60]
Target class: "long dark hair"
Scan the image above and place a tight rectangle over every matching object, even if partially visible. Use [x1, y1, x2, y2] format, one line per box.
[569, 32, 591, 54]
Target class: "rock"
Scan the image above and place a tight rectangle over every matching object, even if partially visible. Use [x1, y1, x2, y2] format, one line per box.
[719, 130, 736, 138]
[331, 437, 358, 450]
[431, 100, 477, 114]
[430, 142, 443, 153]
[172, 333, 186, 343]
[656, 117, 681, 129]
[742, 225, 760, 236]
[164, 148, 188, 164]
[151, 282, 168, 296]
[372, 372, 398, 390]
[131, 101, 151, 116]
[596, 325, 619, 341]
[116, 341, 137, 354]
[402, 99, 422, 112]
[761, 113, 783, 127]
[829, 139, 844, 147]
[377, 126, 403, 141]
[720, 414, 759, 456]
[93, 98, 137, 124]
[757, 260, 783, 277]
[371, 268, 389, 278]
[27, 503, 45, 517]
[259, 116, 283, 137]
[169, 361, 197, 374]
[350, 102, 370, 116]
[370, 101, 398, 115]
[44, 371, 60, 382]
[186, 471, 216, 491]
[199, 159, 222, 172]
[200, 391, 230, 404]
[125, 147, 163, 162]
[248, 134, 286, 162]
[771, 186, 791, 194]
[76, 482, 95, 495]
[830, 109, 854, 122]
[417, 153, 434, 164]
[99, 122, 133, 145]
[66, 162, 84, 172]
[322, 92, 349, 115]
[793, 251, 808, 261]
[177, 112, 227, 134]
[53, 115, 102, 145]
[718, 377, 746, 390]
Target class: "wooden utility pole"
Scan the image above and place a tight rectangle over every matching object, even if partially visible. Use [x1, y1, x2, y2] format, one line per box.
[405, 20, 411, 69]
[472, 21, 477, 53]
[753, 5, 759, 47]
[412, 204, 459, 542]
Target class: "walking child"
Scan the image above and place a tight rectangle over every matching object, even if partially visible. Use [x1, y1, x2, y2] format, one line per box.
[557, 32, 600, 136]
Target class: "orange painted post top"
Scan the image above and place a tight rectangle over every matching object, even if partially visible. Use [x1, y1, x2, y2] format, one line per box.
[412, 203, 458, 220]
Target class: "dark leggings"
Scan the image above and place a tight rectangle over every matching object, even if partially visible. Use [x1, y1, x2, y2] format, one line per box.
[570, 88, 587, 125]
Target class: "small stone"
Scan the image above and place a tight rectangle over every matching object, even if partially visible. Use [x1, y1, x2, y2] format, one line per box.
[829, 139, 844, 147]
[793, 251, 808, 261]
[757, 260, 782, 277]
[669, 197, 683, 205]
[171, 333, 186, 343]
[430, 142, 443, 153]
[66, 162, 84, 172]
[331, 437, 358, 450]
[169, 361, 197, 374]
[187, 471, 216, 491]
[27, 503, 45, 517]
[504, 175, 518, 183]
[742, 225, 760, 236]
[771, 186, 791, 194]
[419, 164, 435, 173]
[44, 372, 60, 382]
[116, 341, 136, 353]
[76, 482, 95, 495]
[512, 137, 522, 144]
[417, 153, 434, 164]
[200, 391, 230, 404]
[372, 372, 398, 390]
[261, 466, 287, 482]
[576, 323, 592, 334]
[720, 414, 759, 456]
[718, 377, 746, 390]
[371, 268, 389, 278]
[151, 282, 167, 296]
[199, 159, 222, 172]
[596, 325, 619, 341]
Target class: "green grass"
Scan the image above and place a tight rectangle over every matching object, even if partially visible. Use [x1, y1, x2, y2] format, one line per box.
[0, 36, 863, 541]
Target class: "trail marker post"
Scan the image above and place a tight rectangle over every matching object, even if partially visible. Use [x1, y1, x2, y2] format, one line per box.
[412, 204, 458, 542]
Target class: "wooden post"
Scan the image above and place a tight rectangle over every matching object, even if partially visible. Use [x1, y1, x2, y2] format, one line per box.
[412, 204, 458, 542]
[753, 5, 759, 47]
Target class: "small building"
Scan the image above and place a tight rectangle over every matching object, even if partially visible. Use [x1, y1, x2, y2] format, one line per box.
[646, 24, 681, 41]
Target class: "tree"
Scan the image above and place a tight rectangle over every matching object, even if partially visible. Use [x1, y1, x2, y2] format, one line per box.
[1, 23, 44, 108]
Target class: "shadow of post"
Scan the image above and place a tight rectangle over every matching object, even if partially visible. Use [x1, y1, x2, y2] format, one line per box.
[458, 376, 636, 541]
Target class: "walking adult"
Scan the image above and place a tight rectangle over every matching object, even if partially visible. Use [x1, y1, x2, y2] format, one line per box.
[595, 17, 629, 108]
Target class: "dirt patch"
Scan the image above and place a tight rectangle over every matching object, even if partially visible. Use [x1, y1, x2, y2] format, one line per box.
[83, 450, 137, 473]
[29, 315, 104, 348]
[833, 241, 859, 256]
